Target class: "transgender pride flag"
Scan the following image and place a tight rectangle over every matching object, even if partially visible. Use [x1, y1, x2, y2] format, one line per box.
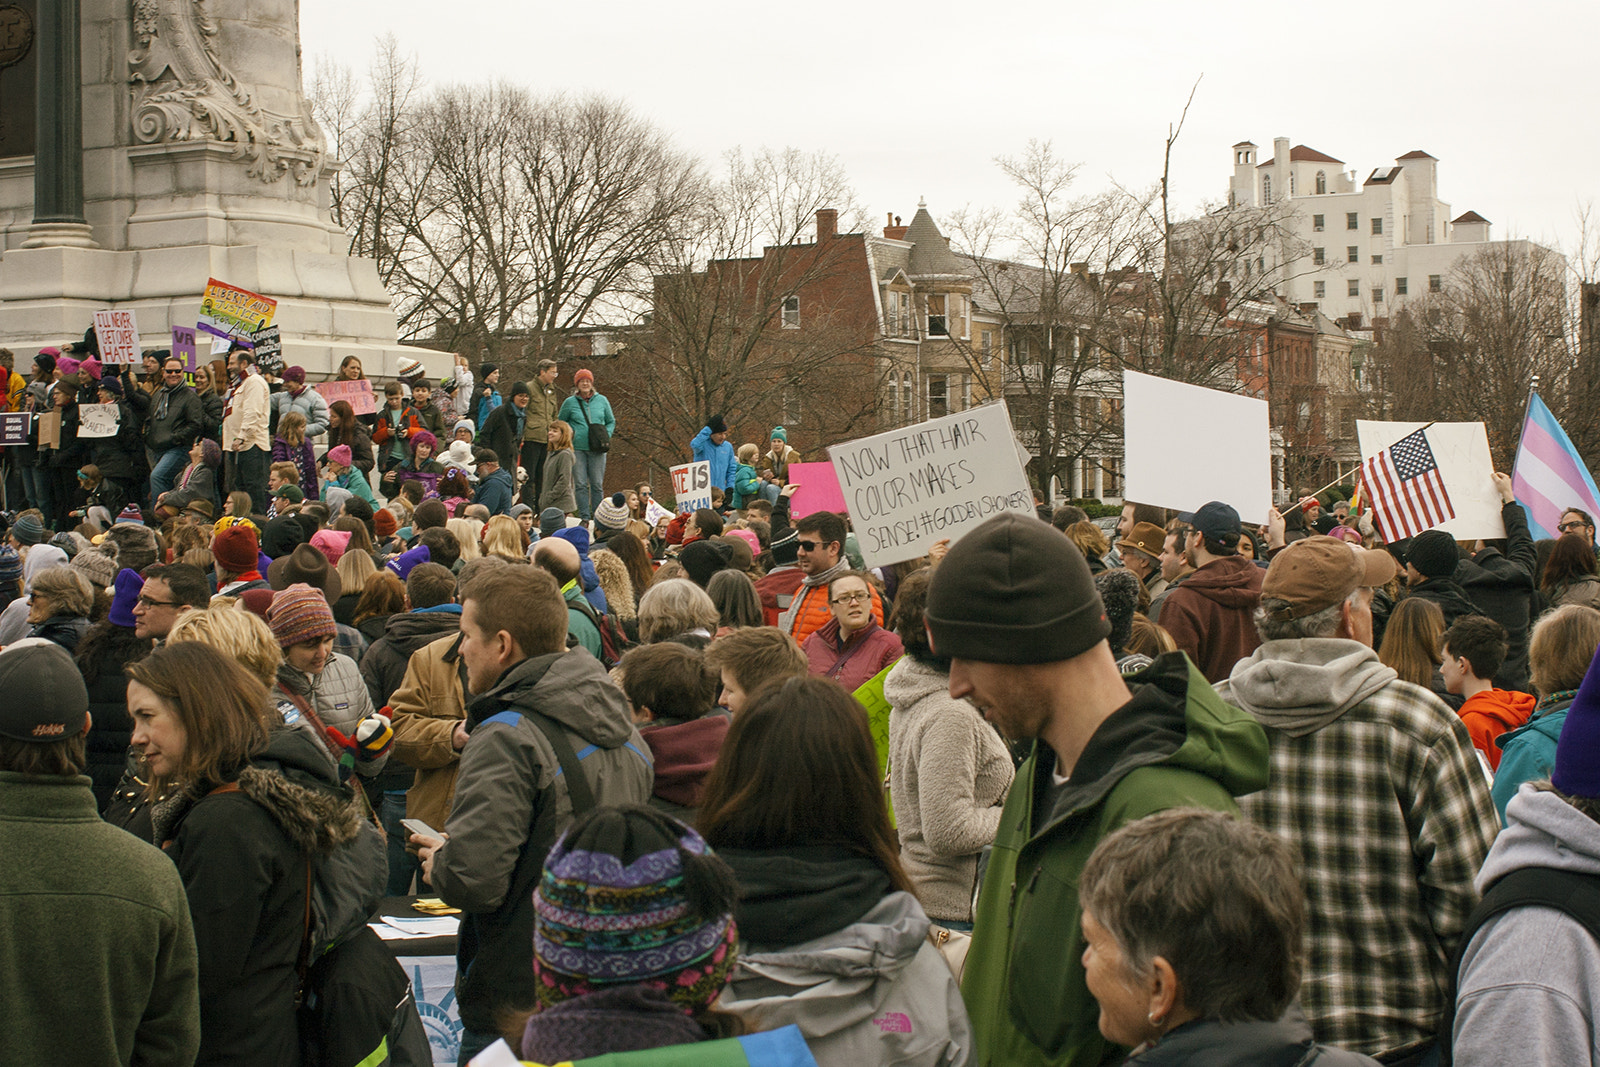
[1512, 393, 1600, 541]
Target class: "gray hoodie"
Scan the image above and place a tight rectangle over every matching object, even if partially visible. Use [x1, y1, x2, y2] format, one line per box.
[1453, 784, 1600, 1066]
[1222, 638, 1398, 737]
[720, 890, 973, 1067]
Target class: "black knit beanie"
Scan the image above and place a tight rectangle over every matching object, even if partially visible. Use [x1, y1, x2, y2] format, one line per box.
[1406, 529, 1459, 579]
[1093, 568, 1140, 655]
[770, 528, 800, 565]
[926, 513, 1110, 664]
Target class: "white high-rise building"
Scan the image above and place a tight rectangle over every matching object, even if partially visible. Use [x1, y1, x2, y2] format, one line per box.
[1229, 137, 1547, 322]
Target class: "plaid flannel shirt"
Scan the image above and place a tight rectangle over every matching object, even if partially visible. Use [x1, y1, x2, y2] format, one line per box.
[1215, 670, 1500, 1057]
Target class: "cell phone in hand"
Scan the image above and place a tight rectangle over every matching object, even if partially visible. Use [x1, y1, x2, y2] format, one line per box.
[401, 818, 440, 840]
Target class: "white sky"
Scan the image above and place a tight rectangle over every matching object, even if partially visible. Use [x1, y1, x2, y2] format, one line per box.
[301, 0, 1598, 258]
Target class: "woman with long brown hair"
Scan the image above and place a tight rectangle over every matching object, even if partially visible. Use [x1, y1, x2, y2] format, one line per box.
[701, 674, 973, 1063]
[1378, 596, 1450, 700]
[1539, 532, 1600, 612]
[325, 399, 374, 475]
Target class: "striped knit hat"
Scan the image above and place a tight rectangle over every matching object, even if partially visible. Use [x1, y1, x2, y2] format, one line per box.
[266, 583, 337, 649]
[532, 805, 738, 1014]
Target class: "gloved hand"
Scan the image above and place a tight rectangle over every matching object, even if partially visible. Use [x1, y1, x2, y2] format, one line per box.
[352, 711, 394, 761]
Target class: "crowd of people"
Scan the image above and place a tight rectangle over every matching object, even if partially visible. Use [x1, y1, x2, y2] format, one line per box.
[2, 341, 1599, 1067]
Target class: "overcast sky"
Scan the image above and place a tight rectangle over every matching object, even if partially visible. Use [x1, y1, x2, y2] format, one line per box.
[301, 0, 1597, 259]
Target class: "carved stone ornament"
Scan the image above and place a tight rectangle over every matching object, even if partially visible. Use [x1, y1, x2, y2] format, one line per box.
[128, 0, 327, 184]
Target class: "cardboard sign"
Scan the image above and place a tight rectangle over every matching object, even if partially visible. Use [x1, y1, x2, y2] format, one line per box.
[172, 326, 198, 371]
[314, 378, 377, 416]
[829, 400, 1034, 569]
[0, 412, 27, 446]
[197, 278, 276, 342]
[93, 309, 141, 366]
[78, 403, 120, 439]
[251, 325, 283, 376]
[37, 410, 59, 449]
[1122, 370, 1273, 523]
[1356, 420, 1504, 540]
[787, 461, 846, 518]
[670, 461, 713, 515]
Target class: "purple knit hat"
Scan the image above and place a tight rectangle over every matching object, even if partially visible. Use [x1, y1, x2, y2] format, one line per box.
[109, 568, 144, 628]
[1553, 641, 1600, 797]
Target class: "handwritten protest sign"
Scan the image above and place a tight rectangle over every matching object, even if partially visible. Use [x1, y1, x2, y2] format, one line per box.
[314, 378, 377, 415]
[93, 309, 141, 366]
[1356, 420, 1504, 540]
[0, 412, 27, 446]
[197, 278, 276, 342]
[78, 403, 120, 439]
[172, 326, 198, 371]
[1122, 370, 1273, 523]
[787, 462, 846, 518]
[670, 461, 712, 515]
[251, 325, 283, 376]
[829, 401, 1033, 569]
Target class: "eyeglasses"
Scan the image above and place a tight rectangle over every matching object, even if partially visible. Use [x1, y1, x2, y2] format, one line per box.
[1559, 520, 1590, 533]
[830, 591, 870, 605]
[135, 595, 180, 609]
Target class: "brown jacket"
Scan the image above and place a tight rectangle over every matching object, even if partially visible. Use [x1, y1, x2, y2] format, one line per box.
[1159, 555, 1264, 684]
[388, 632, 469, 829]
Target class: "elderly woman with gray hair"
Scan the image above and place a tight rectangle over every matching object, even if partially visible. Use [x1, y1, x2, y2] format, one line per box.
[1079, 808, 1380, 1065]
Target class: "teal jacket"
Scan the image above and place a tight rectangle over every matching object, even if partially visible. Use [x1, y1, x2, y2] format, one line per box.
[731, 462, 762, 509]
[328, 467, 378, 509]
[563, 580, 603, 659]
[558, 392, 616, 453]
[960, 652, 1270, 1067]
[1491, 697, 1571, 821]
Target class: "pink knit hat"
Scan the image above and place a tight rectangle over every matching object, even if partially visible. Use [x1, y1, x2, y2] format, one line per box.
[309, 528, 351, 565]
[327, 444, 353, 468]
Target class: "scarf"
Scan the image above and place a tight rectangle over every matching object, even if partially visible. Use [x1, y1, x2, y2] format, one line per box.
[777, 557, 852, 634]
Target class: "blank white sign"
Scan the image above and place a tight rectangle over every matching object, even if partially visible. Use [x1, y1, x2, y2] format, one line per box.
[1122, 370, 1273, 523]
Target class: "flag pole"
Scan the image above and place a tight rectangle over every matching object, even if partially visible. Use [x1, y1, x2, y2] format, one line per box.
[1513, 375, 1541, 464]
[1301, 421, 1438, 504]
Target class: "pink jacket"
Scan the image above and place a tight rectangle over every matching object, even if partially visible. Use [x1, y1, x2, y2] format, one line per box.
[803, 619, 904, 694]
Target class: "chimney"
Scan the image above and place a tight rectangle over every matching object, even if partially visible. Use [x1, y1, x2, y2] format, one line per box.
[1299, 302, 1319, 316]
[816, 208, 837, 243]
[1069, 262, 1089, 276]
[883, 213, 908, 241]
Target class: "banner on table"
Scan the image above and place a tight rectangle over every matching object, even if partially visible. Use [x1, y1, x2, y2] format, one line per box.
[1122, 370, 1273, 523]
[1357, 420, 1504, 540]
[787, 461, 845, 518]
[314, 378, 377, 415]
[78, 403, 120, 439]
[197, 278, 276, 342]
[670, 460, 712, 515]
[172, 326, 198, 371]
[0, 412, 27, 446]
[829, 400, 1033, 569]
[92, 309, 141, 366]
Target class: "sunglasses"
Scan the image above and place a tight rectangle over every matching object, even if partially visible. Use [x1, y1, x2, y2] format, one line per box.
[797, 539, 832, 552]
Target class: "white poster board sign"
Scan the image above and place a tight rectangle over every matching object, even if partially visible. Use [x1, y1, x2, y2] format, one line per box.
[669, 460, 712, 515]
[78, 403, 120, 439]
[829, 400, 1034, 569]
[1356, 420, 1504, 540]
[92, 309, 141, 366]
[1122, 370, 1272, 523]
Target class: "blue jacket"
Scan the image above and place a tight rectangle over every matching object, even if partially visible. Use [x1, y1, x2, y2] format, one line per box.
[473, 466, 516, 516]
[558, 393, 616, 453]
[552, 526, 609, 614]
[692, 426, 736, 492]
[475, 389, 502, 428]
[1492, 698, 1571, 821]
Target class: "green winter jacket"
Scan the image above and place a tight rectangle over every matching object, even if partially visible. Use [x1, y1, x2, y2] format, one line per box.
[731, 462, 762, 509]
[960, 651, 1270, 1067]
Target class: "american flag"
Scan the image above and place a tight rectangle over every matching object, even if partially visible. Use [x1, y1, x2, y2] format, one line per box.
[1361, 427, 1456, 541]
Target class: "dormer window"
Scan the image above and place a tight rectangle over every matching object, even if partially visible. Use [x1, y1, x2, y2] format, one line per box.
[926, 294, 948, 337]
[1315, 171, 1327, 195]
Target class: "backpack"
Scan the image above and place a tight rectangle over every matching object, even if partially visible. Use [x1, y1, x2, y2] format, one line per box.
[568, 594, 637, 669]
[1436, 865, 1600, 1065]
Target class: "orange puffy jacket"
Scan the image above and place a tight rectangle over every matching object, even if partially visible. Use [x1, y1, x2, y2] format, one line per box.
[786, 581, 883, 646]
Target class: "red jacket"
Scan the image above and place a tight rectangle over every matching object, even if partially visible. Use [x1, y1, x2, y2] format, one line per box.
[803, 619, 903, 694]
[1457, 688, 1537, 770]
[754, 566, 806, 627]
[371, 403, 423, 445]
[1159, 555, 1264, 683]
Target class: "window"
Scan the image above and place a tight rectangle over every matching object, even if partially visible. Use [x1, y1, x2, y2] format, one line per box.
[782, 385, 802, 424]
[1315, 171, 1327, 195]
[1503, 270, 1514, 287]
[926, 294, 948, 337]
[1396, 277, 1408, 295]
[1313, 247, 1325, 265]
[781, 295, 799, 329]
[1347, 246, 1359, 263]
[884, 290, 911, 336]
[1289, 173, 1296, 195]
[1373, 286, 1384, 304]
[902, 374, 913, 419]
[1346, 212, 1359, 230]
[1348, 279, 1360, 297]
[980, 330, 992, 355]
[1429, 274, 1442, 293]
[1313, 214, 1325, 231]
[947, 293, 968, 339]
[1372, 255, 1382, 265]
[927, 376, 948, 419]
[1371, 218, 1383, 235]
[888, 372, 899, 421]
[1262, 175, 1272, 202]
[1314, 280, 1326, 298]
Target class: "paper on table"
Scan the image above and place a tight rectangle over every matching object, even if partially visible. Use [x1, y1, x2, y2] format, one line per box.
[368, 922, 435, 941]
[380, 916, 461, 936]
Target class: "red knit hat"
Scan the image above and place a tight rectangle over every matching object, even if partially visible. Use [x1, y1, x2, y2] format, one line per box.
[374, 508, 398, 539]
[211, 524, 260, 574]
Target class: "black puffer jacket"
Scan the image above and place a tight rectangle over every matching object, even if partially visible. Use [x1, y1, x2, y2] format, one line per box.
[158, 728, 375, 1067]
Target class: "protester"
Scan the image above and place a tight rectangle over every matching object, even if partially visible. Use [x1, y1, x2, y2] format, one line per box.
[511, 805, 740, 1062]
[372, 380, 423, 481]
[321, 444, 377, 511]
[591, 549, 639, 632]
[760, 427, 800, 503]
[26, 565, 93, 651]
[131, 561, 211, 640]
[1441, 614, 1535, 771]
[692, 415, 737, 495]
[885, 567, 1013, 929]
[518, 359, 561, 507]
[411, 565, 651, 1064]
[351, 571, 405, 644]
[1148, 523, 1195, 621]
[211, 522, 268, 596]
[77, 569, 153, 805]
[1117, 500, 1167, 543]
[620, 642, 726, 818]
[1538, 531, 1600, 611]
[1065, 520, 1111, 573]
[325, 400, 374, 475]
[1216, 535, 1500, 1059]
[1116, 521, 1168, 599]
[927, 513, 1269, 1067]
[1377, 595, 1451, 700]
[1078, 809, 1380, 1066]
[0, 641, 200, 1067]
[705, 675, 974, 1064]
[706, 568, 762, 635]
[145, 355, 207, 505]
[780, 511, 883, 644]
[1493, 603, 1600, 819]
[153, 437, 221, 521]
[220, 346, 271, 514]
[557, 368, 615, 521]
[1158, 501, 1263, 683]
[1095, 567, 1151, 672]
[801, 570, 903, 691]
[701, 625, 808, 715]
[379, 429, 442, 499]
[539, 420, 577, 516]
[269, 366, 328, 438]
[638, 577, 718, 650]
[471, 448, 515, 516]
[1447, 473, 1537, 694]
[1404, 529, 1479, 625]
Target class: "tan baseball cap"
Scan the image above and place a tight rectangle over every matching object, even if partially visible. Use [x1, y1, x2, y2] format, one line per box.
[1116, 521, 1166, 561]
[1261, 535, 1397, 621]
